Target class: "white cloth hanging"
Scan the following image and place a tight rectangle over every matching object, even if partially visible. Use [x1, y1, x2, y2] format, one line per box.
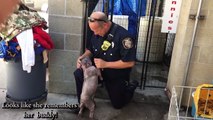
[16, 28, 35, 73]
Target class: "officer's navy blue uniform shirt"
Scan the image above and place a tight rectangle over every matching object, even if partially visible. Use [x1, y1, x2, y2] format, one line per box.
[87, 22, 136, 81]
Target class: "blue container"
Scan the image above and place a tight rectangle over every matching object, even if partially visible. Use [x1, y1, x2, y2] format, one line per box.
[191, 92, 211, 120]
[191, 92, 196, 117]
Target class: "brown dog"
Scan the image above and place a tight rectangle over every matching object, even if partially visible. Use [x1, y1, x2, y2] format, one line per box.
[78, 56, 103, 119]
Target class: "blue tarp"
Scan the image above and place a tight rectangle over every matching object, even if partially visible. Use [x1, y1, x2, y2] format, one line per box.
[109, 0, 146, 16]
[107, 0, 147, 39]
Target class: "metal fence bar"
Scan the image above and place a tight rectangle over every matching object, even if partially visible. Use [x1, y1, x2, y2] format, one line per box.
[185, 88, 192, 118]
[141, 0, 158, 89]
[178, 86, 184, 111]
[144, 0, 158, 89]
[203, 89, 210, 117]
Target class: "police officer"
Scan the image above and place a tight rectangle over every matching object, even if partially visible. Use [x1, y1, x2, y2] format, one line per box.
[74, 11, 138, 109]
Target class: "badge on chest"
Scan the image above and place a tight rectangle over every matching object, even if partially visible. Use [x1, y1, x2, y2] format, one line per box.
[101, 40, 111, 51]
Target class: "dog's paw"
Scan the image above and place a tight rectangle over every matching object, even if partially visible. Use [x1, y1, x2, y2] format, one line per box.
[78, 113, 82, 118]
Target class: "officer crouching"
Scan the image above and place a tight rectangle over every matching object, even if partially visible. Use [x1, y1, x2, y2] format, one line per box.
[74, 11, 139, 110]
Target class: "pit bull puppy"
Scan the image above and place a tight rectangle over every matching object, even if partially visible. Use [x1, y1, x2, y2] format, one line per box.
[78, 56, 103, 119]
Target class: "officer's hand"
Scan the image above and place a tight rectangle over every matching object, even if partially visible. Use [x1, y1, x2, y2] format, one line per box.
[76, 56, 83, 68]
[94, 58, 106, 69]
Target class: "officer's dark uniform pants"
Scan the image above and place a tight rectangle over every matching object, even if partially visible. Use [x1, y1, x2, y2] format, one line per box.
[74, 68, 135, 109]
[74, 69, 84, 103]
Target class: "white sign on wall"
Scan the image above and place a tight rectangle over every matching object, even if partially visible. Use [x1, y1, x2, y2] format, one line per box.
[161, 0, 182, 33]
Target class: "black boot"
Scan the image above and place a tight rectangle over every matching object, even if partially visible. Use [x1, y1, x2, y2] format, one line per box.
[128, 80, 139, 91]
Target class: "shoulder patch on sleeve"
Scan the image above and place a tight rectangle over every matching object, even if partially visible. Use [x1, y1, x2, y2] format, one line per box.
[122, 37, 133, 49]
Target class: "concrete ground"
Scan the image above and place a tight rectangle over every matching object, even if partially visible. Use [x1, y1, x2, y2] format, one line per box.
[0, 88, 169, 120]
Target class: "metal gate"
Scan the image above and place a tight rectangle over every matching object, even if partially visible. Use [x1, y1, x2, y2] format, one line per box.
[82, 0, 175, 89]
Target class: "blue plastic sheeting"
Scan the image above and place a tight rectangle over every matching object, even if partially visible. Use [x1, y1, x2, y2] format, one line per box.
[107, 0, 147, 39]
[108, 0, 147, 16]
[0, 41, 6, 58]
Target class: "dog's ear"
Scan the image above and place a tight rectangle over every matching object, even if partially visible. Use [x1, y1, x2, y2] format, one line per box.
[80, 57, 86, 65]
[86, 62, 92, 67]
[79, 57, 83, 61]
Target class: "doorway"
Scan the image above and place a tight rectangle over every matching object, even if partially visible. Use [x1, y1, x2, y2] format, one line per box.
[83, 0, 175, 90]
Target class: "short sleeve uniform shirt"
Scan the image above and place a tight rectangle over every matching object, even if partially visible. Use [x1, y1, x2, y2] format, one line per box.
[87, 23, 136, 80]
